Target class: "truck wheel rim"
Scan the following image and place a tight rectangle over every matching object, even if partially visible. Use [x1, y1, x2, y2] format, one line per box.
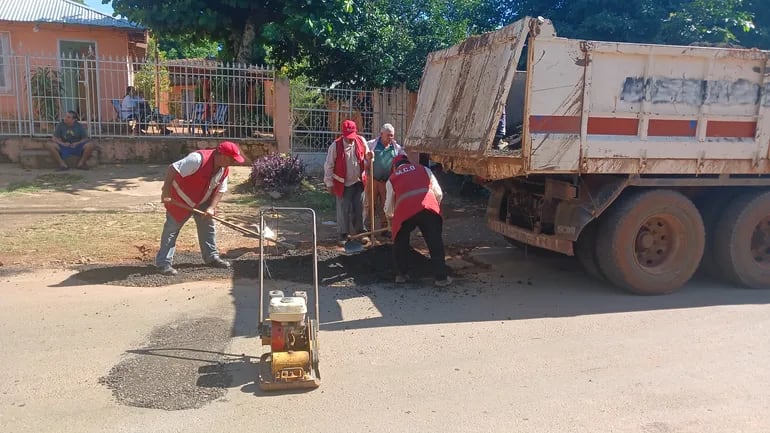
[750, 216, 770, 267]
[635, 216, 676, 269]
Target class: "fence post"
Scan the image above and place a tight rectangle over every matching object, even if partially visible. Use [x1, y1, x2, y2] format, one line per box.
[274, 77, 291, 154]
[24, 56, 34, 137]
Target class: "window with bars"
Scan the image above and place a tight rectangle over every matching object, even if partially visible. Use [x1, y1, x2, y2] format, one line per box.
[0, 32, 10, 92]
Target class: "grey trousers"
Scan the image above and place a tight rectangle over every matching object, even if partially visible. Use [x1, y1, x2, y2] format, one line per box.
[336, 181, 365, 236]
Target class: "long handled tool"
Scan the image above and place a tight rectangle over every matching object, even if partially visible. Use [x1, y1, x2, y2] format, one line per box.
[344, 156, 385, 255]
[167, 199, 295, 249]
[344, 226, 390, 254]
[369, 155, 376, 247]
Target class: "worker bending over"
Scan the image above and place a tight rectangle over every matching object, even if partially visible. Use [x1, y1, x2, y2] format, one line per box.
[384, 154, 451, 287]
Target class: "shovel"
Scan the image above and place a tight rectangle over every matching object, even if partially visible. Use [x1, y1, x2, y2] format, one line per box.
[343, 227, 390, 254]
[167, 199, 295, 249]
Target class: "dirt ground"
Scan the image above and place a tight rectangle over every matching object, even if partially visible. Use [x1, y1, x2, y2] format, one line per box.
[0, 162, 505, 278]
[2, 163, 770, 433]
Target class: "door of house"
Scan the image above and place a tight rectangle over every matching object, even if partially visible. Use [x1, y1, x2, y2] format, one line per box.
[59, 41, 97, 122]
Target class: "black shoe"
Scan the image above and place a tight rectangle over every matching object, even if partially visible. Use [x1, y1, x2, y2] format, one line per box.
[208, 257, 231, 269]
[158, 265, 178, 276]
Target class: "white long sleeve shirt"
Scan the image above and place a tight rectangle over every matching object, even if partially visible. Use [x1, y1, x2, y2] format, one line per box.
[323, 136, 369, 187]
[384, 166, 443, 219]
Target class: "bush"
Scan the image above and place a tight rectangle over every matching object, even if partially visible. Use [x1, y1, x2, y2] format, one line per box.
[250, 153, 306, 191]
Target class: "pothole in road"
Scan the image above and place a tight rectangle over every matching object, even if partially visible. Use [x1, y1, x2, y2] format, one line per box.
[69, 245, 438, 287]
[98, 317, 245, 411]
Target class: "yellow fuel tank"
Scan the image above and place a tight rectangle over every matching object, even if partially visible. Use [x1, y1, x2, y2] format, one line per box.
[271, 351, 310, 380]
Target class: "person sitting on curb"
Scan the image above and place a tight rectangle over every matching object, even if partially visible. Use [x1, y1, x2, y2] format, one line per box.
[384, 154, 452, 287]
[156, 141, 246, 276]
[45, 110, 95, 171]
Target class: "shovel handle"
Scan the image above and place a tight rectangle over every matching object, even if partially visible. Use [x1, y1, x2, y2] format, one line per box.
[348, 227, 390, 240]
[166, 199, 294, 248]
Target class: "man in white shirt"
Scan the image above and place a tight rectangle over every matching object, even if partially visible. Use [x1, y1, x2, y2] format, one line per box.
[156, 141, 245, 275]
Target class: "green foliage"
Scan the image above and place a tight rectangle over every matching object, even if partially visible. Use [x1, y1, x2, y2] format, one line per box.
[513, 0, 768, 48]
[110, 0, 355, 64]
[28, 67, 62, 122]
[159, 35, 220, 60]
[111, 0, 770, 92]
[271, 0, 502, 90]
[133, 36, 170, 108]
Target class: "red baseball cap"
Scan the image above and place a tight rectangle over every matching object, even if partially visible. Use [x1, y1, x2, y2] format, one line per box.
[341, 119, 358, 139]
[217, 141, 245, 163]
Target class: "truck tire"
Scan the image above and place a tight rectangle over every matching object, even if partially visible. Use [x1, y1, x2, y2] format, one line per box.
[712, 191, 770, 288]
[595, 189, 705, 295]
[575, 219, 605, 281]
[695, 192, 735, 279]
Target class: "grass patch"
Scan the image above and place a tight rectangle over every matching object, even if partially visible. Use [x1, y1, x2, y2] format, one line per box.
[0, 211, 203, 265]
[1, 173, 85, 194]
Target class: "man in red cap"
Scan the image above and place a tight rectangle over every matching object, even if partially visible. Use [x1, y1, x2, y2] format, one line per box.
[155, 141, 246, 275]
[324, 119, 370, 245]
[384, 154, 451, 287]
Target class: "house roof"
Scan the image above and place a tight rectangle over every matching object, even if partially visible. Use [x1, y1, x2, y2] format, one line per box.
[0, 0, 144, 30]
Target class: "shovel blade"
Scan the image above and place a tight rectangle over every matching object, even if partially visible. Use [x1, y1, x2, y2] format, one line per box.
[343, 240, 365, 255]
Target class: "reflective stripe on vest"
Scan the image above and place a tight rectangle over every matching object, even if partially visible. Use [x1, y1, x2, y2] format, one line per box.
[394, 187, 429, 211]
[332, 174, 345, 183]
[172, 179, 196, 207]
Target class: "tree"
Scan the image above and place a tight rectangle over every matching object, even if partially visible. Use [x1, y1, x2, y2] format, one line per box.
[508, 0, 767, 47]
[133, 36, 170, 108]
[158, 35, 220, 60]
[109, 0, 356, 64]
[269, 0, 503, 90]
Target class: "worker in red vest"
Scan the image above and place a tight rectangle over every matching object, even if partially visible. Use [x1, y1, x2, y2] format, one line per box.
[156, 141, 246, 276]
[384, 154, 451, 287]
[324, 119, 370, 245]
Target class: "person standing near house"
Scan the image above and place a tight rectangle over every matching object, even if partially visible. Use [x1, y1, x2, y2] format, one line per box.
[155, 141, 246, 276]
[366, 123, 404, 237]
[45, 110, 95, 171]
[324, 119, 370, 245]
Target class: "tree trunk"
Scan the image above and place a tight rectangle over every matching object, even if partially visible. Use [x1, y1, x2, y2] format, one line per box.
[229, 17, 258, 137]
[234, 17, 257, 64]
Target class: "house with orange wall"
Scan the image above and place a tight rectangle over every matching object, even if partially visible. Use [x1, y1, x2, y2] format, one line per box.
[0, 0, 148, 133]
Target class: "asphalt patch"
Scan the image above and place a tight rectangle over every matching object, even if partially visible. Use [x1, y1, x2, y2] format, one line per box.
[99, 317, 235, 411]
[66, 245, 437, 287]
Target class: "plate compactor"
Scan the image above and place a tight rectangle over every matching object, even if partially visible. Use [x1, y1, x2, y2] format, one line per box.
[257, 207, 321, 391]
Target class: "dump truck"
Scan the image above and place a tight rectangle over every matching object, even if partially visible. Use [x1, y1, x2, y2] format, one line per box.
[404, 16, 770, 295]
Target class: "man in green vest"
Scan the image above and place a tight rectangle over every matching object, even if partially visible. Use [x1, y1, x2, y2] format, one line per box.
[366, 123, 405, 238]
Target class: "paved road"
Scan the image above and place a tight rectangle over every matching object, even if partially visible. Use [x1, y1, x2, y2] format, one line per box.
[1, 248, 769, 433]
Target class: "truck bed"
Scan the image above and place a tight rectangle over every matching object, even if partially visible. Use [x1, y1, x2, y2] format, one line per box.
[405, 16, 770, 180]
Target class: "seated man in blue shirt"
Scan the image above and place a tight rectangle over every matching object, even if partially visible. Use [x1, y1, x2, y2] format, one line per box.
[45, 110, 95, 171]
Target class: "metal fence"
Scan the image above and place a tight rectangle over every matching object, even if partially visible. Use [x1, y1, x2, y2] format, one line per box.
[0, 54, 275, 139]
[290, 85, 413, 152]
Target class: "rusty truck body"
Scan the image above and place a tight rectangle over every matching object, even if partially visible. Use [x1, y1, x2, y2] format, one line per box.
[404, 16, 770, 295]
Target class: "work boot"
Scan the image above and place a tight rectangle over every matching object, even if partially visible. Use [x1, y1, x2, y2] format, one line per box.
[434, 276, 453, 287]
[158, 265, 178, 276]
[395, 274, 410, 284]
[207, 257, 231, 269]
